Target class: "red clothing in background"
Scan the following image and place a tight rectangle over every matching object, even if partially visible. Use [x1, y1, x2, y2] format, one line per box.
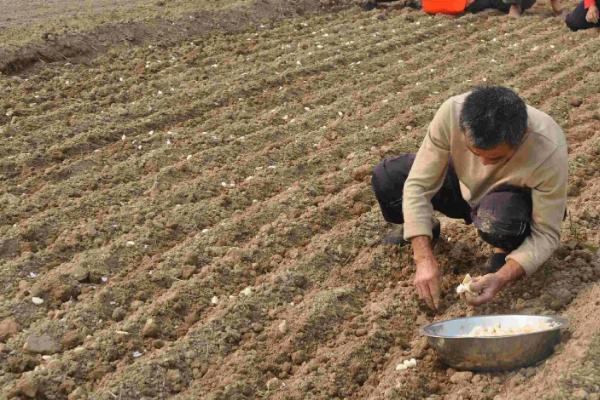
[584, 0, 596, 8]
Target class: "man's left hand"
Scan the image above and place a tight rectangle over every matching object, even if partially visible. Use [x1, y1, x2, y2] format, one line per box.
[465, 273, 507, 306]
[465, 258, 526, 306]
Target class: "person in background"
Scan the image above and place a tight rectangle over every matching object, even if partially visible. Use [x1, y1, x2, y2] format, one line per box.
[364, 0, 561, 16]
[466, 0, 561, 17]
[466, 0, 535, 16]
[565, 0, 600, 30]
[361, 0, 421, 11]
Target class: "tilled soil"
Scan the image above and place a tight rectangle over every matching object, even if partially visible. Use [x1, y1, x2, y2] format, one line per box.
[0, 1, 599, 399]
[0, 0, 339, 75]
[0, 0, 149, 28]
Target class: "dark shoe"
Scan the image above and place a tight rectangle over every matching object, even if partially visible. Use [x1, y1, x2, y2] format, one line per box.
[381, 223, 408, 246]
[485, 252, 507, 273]
[381, 218, 440, 246]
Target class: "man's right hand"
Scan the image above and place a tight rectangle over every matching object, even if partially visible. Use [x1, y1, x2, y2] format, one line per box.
[411, 235, 441, 310]
[414, 256, 441, 310]
[587, 5, 599, 23]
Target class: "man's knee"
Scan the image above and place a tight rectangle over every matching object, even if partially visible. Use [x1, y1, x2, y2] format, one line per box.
[372, 154, 415, 224]
[371, 154, 415, 199]
[473, 188, 532, 250]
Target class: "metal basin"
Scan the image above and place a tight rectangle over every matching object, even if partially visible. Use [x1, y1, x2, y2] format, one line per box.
[421, 314, 567, 371]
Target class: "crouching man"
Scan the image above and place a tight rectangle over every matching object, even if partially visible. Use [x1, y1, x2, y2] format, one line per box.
[372, 86, 567, 309]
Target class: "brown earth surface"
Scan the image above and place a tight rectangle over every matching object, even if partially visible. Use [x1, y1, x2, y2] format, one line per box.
[0, 0, 152, 28]
[1, 0, 599, 399]
[0, 0, 344, 75]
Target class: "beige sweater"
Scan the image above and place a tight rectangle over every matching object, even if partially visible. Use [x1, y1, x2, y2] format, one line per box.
[402, 93, 568, 275]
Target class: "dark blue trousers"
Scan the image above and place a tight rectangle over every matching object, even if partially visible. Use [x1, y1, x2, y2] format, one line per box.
[371, 154, 532, 251]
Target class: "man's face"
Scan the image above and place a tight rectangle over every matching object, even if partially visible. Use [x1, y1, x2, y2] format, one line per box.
[466, 141, 516, 166]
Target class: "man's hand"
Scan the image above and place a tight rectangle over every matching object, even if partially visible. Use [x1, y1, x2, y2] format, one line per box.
[465, 273, 506, 305]
[414, 256, 441, 309]
[411, 235, 441, 310]
[465, 258, 525, 306]
[587, 5, 599, 24]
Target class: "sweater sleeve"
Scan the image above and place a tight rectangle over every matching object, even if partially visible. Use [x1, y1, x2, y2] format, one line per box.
[402, 98, 453, 240]
[505, 143, 568, 275]
[584, 0, 596, 9]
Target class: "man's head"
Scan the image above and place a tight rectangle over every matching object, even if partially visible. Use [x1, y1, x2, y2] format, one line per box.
[459, 86, 528, 165]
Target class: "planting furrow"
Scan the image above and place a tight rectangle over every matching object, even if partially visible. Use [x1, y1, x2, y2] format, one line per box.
[0, 9, 424, 170]
[1, 15, 564, 334]
[0, 14, 516, 292]
[89, 197, 379, 398]
[3, 177, 370, 396]
[3, 2, 600, 400]
[1, 9, 544, 223]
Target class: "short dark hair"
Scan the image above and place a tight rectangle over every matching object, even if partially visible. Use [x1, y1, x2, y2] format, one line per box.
[459, 86, 528, 150]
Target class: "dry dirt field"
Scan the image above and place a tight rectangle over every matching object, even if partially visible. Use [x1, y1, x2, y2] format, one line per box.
[1, 0, 599, 399]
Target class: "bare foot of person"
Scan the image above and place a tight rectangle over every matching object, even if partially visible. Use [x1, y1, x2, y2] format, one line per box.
[508, 4, 522, 17]
[550, 0, 561, 15]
